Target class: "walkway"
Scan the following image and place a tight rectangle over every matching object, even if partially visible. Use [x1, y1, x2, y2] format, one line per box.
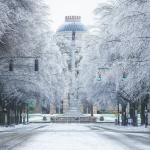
[0, 123, 149, 150]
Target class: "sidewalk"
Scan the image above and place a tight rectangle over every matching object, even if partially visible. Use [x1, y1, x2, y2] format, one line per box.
[0, 123, 46, 132]
[95, 123, 150, 134]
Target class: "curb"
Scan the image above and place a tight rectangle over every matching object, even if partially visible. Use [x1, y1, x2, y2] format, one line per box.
[96, 126, 150, 134]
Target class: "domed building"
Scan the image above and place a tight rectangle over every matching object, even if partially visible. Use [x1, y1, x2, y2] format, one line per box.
[50, 16, 88, 115]
[56, 16, 87, 41]
[57, 16, 87, 33]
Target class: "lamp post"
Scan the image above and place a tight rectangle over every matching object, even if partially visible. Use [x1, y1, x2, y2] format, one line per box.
[144, 109, 148, 128]
[115, 62, 128, 125]
[96, 64, 125, 125]
[4, 100, 8, 126]
[68, 31, 79, 112]
[116, 75, 120, 125]
[26, 102, 29, 123]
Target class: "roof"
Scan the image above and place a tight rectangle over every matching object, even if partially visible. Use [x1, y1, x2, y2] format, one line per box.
[57, 16, 87, 32]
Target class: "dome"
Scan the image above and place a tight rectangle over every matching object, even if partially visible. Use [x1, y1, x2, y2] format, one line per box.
[57, 16, 87, 32]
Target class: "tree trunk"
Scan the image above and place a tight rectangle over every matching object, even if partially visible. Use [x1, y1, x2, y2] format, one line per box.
[90, 104, 93, 117]
[121, 105, 127, 126]
[141, 101, 145, 125]
[130, 103, 138, 126]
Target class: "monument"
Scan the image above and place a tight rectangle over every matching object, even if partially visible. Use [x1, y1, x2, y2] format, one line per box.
[52, 16, 95, 123]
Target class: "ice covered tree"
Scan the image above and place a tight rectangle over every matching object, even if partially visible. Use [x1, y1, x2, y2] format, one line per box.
[78, 0, 150, 118]
[79, 0, 150, 123]
[0, 0, 65, 113]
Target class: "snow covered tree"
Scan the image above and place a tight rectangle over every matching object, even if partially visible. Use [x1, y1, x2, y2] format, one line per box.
[0, 0, 65, 117]
[79, 0, 150, 123]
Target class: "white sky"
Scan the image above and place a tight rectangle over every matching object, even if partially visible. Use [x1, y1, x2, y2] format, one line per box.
[49, 0, 108, 31]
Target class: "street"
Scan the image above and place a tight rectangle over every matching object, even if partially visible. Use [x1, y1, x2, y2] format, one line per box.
[0, 123, 149, 150]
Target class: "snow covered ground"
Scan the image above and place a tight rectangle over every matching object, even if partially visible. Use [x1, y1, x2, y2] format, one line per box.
[0, 123, 148, 150]
[0, 124, 44, 132]
[0, 124, 28, 132]
[28, 113, 143, 123]
[94, 114, 116, 122]
[28, 113, 116, 123]
[95, 123, 150, 133]
[29, 114, 51, 123]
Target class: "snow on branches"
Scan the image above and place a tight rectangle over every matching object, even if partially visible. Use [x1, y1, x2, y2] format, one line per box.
[79, 0, 150, 108]
[0, 0, 64, 107]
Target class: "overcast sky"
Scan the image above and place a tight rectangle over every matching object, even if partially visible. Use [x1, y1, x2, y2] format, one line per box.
[49, 0, 109, 31]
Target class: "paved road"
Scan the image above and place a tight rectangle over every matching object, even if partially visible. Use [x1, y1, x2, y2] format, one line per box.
[0, 124, 149, 150]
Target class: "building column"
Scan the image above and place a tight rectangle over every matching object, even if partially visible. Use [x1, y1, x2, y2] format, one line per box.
[63, 95, 69, 113]
[50, 100, 56, 114]
[34, 96, 41, 113]
[93, 105, 97, 114]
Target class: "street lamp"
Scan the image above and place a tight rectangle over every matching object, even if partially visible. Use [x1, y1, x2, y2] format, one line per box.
[96, 67, 109, 81]
[0, 56, 40, 72]
[144, 109, 148, 128]
[96, 72, 101, 81]
[0, 56, 40, 126]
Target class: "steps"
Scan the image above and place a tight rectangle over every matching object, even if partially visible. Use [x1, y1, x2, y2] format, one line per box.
[51, 116, 96, 123]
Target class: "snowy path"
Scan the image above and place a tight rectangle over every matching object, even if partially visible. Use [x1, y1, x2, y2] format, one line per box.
[0, 124, 149, 150]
